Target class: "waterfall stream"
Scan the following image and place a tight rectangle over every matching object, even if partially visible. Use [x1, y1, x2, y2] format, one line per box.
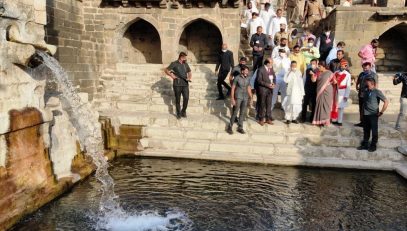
[37, 51, 190, 230]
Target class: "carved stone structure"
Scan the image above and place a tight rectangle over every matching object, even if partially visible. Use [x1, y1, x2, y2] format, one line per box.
[0, 1, 93, 229]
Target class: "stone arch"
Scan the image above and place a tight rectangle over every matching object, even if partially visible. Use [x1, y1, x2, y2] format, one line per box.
[176, 17, 224, 64]
[376, 22, 407, 72]
[113, 15, 162, 64]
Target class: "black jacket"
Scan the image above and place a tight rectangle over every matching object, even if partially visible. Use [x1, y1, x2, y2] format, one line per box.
[250, 33, 268, 56]
[256, 65, 276, 92]
[393, 73, 407, 98]
[216, 50, 234, 72]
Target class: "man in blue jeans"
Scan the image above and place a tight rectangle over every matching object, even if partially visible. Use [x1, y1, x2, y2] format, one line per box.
[393, 72, 407, 131]
[357, 78, 389, 152]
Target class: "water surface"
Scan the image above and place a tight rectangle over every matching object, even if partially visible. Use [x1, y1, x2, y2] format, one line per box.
[14, 157, 407, 231]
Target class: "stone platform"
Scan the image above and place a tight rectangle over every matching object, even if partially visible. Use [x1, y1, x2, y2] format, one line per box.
[94, 63, 407, 179]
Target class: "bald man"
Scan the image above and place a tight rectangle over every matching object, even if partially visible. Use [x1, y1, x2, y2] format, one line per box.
[215, 43, 234, 100]
[256, 58, 276, 125]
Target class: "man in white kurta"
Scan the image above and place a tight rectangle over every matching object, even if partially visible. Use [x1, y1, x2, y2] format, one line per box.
[259, 3, 276, 35]
[248, 13, 265, 40]
[242, 2, 259, 26]
[269, 9, 287, 45]
[271, 49, 291, 112]
[332, 60, 352, 126]
[271, 37, 290, 59]
[282, 61, 305, 123]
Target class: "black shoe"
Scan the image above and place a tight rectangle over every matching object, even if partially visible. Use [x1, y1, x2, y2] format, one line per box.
[216, 96, 225, 100]
[357, 145, 369, 150]
[332, 121, 338, 125]
[355, 122, 364, 127]
[368, 145, 377, 152]
[181, 112, 187, 118]
[226, 126, 233, 135]
[336, 122, 343, 126]
[285, 120, 291, 124]
[176, 114, 181, 119]
[292, 120, 298, 124]
[237, 128, 246, 134]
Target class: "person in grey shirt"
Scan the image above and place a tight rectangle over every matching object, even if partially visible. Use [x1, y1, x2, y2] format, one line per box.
[165, 52, 192, 119]
[357, 77, 388, 152]
[227, 65, 253, 134]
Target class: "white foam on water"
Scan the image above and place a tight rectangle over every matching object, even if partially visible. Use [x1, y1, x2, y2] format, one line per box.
[98, 210, 192, 231]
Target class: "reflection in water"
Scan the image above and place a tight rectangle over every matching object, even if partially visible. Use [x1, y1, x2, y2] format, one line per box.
[14, 158, 407, 231]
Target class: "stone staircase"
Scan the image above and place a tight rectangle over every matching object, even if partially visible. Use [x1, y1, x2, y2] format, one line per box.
[93, 63, 407, 178]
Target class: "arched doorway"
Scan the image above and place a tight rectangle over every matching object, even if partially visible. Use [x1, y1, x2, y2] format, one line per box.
[122, 19, 162, 64]
[178, 19, 223, 64]
[377, 23, 407, 72]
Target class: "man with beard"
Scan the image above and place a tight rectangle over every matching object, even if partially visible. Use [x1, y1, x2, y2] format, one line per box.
[165, 52, 192, 119]
[358, 39, 379, 73]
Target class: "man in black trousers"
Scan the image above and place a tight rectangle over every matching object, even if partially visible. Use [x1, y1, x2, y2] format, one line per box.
[256, 58, 276, 126]
[215, 43, 234, 100]
[250, 26, 268, 72]
[165, 52, 192, 119]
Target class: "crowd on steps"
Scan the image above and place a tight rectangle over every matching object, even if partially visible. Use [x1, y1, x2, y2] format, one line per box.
[164, 0, 406, 153]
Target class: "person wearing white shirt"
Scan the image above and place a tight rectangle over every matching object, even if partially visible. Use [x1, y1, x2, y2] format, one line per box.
[242, 2, 259, 26]
[271, 49, 291, 111]
[282, 61, 305, 123]
[248, 13, 265, 39]
[271, 38, 290, 59]
[259, 3, 276, 35]
[342, 0, 352, 6]
[326, 41, 346, 64]
[332, 60, 352, 126]
[269, 9, 288, 44]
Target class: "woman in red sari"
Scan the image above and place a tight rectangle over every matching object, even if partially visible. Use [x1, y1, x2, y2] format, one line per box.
[312, 61, 335, 126]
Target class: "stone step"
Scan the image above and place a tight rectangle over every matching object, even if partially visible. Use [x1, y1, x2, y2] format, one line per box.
[98, 109, 403, 138]
[141, 124, 402, 149]
[137, 145, 406, 168]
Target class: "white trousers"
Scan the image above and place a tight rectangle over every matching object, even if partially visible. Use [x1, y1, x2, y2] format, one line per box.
[338, 108, 344, 123]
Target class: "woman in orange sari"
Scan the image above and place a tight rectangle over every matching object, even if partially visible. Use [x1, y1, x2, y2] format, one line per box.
[312, 61, 335, 126]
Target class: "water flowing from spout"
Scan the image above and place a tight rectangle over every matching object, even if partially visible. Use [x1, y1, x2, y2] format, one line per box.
[36, 51, 192, 230]
[36, 51, 120, 214]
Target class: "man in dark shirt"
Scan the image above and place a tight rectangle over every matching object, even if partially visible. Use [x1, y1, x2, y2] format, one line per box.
[301, 59, 319, 122]
[393, 72, 407, 130]
[355, 62, 378, 127]
[230, 57, 247, 84]
[329, 49, 348, 73]
[250, 26, 268, 72]
[227, 65, 253, 135]
[215, 43, 234, 100]
[165, 52, 192, 119]
[357, 77, 388, 152]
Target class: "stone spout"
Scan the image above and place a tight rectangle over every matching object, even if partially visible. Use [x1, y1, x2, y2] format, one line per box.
[5, 41, 36, 67]
[7, 23, 57, 55]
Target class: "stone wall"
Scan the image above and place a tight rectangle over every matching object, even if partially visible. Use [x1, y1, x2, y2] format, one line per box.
[45, 0, 100, 100]
[0, 1, 93, 229]
[45, 1, 241, 97]
[319, 6, 407, 73]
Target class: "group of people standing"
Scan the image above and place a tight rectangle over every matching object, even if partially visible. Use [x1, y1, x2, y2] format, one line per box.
[163, 2, 405, 153]
[213, 36, 390, 153]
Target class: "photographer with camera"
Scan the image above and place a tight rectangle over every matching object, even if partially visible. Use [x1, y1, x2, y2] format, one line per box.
[393, 72, 407, 131]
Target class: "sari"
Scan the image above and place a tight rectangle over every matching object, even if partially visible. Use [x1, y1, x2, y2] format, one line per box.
[312, 70, 334, 126]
